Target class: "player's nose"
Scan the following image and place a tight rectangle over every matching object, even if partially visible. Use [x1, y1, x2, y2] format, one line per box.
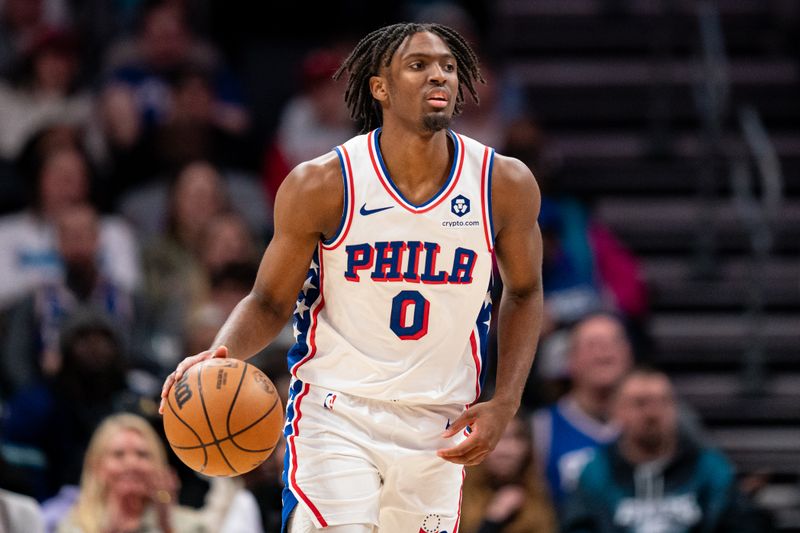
[428, 63, 447, 84]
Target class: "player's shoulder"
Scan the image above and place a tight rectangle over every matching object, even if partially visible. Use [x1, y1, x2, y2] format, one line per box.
[283, 151, 343, 197]
[273, 150, 344, 236]
[489, 153, 540, 228]
[491, 153, 537, 190]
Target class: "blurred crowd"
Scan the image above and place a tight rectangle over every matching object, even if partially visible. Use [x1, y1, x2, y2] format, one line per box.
[0, 0, 771, 532]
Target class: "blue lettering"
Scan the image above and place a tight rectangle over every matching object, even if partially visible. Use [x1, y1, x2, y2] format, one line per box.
[403, 241, 423, 282]
[419, 242, 449, 284]
[371, 241, 406, 281]
[342, 241, 476, 285]
[344, 243, 374, 281]
[449, 247, 477, 284]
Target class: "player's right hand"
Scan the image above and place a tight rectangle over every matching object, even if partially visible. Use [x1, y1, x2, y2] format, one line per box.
[159, 345, 229, 415]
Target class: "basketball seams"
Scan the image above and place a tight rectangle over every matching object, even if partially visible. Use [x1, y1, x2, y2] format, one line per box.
[225, 363, 282, 453]
[166, 396, 209, 468]
[197, 362, 238, 475]
[225, 361, 249, 446]
[170, 394, 280, 451]
[228, 395, 281, 453]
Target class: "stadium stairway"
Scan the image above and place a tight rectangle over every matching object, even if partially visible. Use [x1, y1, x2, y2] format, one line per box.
[492, 0, 800, 528]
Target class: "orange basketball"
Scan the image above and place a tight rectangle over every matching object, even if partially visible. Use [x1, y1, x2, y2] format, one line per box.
[162, 358, 283, 477]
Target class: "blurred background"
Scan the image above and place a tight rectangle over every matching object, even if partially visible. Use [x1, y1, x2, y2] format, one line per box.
[0, 0, 798, 531]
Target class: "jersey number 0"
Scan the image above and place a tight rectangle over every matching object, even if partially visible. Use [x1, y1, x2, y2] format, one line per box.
[390, 290, 430, 340]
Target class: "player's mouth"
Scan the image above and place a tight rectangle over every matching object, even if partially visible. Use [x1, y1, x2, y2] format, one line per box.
[426, 90, 450, 109]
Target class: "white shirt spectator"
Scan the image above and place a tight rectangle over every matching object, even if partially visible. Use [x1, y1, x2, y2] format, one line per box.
[0, 211, 141, 308]
[0, 488, 46, 533]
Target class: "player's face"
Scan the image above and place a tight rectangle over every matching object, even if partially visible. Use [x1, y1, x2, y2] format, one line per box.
[378, 31, 459, 132]
[98, 429, 156, 498]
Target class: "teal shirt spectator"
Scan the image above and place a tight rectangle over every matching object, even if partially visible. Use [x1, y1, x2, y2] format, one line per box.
[561, 435, 763, 532]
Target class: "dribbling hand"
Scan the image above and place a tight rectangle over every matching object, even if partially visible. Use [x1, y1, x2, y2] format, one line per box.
[159, 345, 229, 414]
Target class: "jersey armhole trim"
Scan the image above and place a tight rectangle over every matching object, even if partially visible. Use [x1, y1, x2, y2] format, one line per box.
[321, 146, 354, 249]
[480, 147, 496, 253]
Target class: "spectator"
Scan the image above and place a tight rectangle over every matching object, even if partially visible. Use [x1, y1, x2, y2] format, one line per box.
[460, 414, 556, 533]
[0, 410, 39, 499]
[535, 197, 648, 347]
[532, 312, 632, 508]
[118, 166, 271, 247]
[152, 65, 253, 173]
[206, 261, 259, 317]
[0, 0, 71, 77]
[561, 367, 761, 532]
[100, 0, 249, 199]
[199, 213, 260, 279]
[1, 310, 148, 498]
[141, 161, 227, 346]
[0, 487, 46, 533]
[0, 28, 93, 162]
[0, 144, 141, 309]
[0, 203, 139, 394]
[261, 48, 355, 202]
[55, 413, 206, 533]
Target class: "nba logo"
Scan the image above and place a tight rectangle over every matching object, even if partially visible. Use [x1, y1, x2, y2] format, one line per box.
[324, 393, 337, 410]
[451, 195, 470, 217]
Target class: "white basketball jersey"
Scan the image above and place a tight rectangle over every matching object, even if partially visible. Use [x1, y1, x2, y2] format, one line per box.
[287, 128, 496, 406]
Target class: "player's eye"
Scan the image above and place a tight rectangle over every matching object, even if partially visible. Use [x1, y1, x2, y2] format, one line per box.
[444, 63, 456, 72]
[410, 61, 423, 69]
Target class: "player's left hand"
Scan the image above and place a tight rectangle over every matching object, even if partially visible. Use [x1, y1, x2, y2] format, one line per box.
[436, 399, 516, 466]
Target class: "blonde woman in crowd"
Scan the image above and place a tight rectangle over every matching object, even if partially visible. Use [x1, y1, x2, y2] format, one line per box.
[54, 412, 268, 533]
[57, 413, 206, 533]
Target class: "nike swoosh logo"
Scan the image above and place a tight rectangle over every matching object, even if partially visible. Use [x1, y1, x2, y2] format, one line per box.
[359, 203, 394, 216]
[445, 418, 451, 429]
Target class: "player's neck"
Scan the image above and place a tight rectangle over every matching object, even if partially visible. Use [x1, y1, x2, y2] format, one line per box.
[377, 125, 453, 203]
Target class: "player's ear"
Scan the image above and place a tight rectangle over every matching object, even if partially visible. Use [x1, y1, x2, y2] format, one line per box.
[369, 75, 388, 103]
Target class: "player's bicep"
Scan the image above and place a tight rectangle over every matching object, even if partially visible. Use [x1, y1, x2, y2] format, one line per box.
[251, 158, 343, 315]
[492, 157, 543, 296]
[495, 221, 542, 297]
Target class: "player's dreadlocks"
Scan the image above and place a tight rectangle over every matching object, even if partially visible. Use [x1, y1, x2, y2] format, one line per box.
[334, 22, 484, 133]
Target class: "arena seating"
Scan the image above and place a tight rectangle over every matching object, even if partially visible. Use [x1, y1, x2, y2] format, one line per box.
[493, 0, 800, 528]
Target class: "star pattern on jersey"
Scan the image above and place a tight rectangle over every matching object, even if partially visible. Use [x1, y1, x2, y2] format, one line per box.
[301, 276, 316, 295]
[292, 320, 300, 341]
[294, 297, 310, 318]
[483, 291, 492, 309]
[284, 386, 296, 431]
[309, 258, 319, 274]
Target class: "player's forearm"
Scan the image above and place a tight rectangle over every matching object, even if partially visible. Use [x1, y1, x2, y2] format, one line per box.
[211, 291, 291, 360]
[493, 284, 543, 409]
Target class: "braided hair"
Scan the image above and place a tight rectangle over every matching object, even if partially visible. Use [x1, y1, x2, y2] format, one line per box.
[334, 22, 484, 132]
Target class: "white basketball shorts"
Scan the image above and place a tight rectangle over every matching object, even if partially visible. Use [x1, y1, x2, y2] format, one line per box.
[281, 378, 469, 532]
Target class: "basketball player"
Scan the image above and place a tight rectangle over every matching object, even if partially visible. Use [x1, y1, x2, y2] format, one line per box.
[160, 23, 543, 533]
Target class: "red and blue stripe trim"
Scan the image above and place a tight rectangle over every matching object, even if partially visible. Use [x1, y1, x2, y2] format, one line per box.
[367, 128, 465, 213]
[322, 145, 355, 249]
